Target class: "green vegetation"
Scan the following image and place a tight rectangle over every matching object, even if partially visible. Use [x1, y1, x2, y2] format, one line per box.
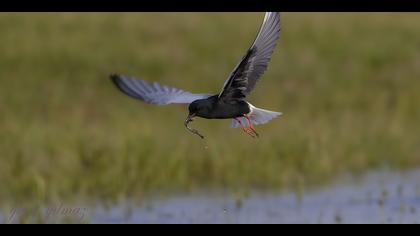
[1, 13, 420, 208]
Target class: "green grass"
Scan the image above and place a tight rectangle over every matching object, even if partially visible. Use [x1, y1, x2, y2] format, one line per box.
[1, 13, 420, 208]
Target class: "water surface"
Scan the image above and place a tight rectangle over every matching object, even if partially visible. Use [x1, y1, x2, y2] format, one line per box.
[90, 169, 420, 224]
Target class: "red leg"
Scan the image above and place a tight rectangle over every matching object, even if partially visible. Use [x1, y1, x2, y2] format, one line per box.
[235, 118, 256, 138]
[243, 114, 259, 138]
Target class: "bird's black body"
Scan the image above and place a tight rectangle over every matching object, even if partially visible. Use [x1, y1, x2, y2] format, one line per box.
[188, 95, 250, 119]
[110, 12, 282, 139]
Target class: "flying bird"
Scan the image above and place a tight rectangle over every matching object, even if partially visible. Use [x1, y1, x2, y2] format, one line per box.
[111, 12, 282, 139]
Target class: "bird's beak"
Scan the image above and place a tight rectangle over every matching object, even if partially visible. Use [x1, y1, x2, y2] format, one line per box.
[186, 113, 196, 123]
[184, 113, 204, 139]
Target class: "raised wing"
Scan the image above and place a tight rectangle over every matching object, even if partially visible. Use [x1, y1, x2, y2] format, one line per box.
[111, 74, 211, 105]
[218, 12, 281, 102]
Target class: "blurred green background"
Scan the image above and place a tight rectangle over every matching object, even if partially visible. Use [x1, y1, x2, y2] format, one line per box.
[1, 13, 420, 208]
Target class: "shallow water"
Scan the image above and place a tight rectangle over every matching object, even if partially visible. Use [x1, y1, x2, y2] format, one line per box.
[2, 169, 420, 223]
[90, 169, 420, 224]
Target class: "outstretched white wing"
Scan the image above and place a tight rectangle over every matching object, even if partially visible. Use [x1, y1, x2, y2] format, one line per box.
[111, 74, 212, 105]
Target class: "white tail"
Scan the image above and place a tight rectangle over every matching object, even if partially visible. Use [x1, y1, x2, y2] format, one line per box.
[230, 103, 282, 128]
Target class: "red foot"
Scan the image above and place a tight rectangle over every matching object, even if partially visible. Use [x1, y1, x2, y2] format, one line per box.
[243, 114, 259, 138]
[235, 116, 259, 138]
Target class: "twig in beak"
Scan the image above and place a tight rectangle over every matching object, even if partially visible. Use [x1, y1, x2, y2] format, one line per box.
[184, 115, 205, 139]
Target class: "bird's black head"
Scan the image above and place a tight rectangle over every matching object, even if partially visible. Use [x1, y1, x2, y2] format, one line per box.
[185, 100, 209, 139]
[188, 99, 212, 119]
[188, 100, 201, 118]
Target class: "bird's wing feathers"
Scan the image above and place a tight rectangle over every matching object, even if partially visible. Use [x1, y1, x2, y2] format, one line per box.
[111, 74, 212, 105]
[219, 12, 281, 102]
